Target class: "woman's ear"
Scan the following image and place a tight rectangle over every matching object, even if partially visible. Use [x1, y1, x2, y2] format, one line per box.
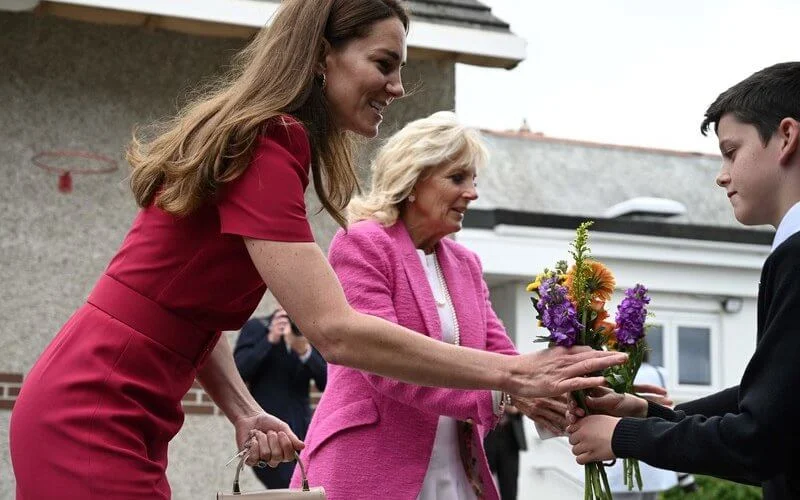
[778, 117, 800, 166]
[316, 38, 332, 76]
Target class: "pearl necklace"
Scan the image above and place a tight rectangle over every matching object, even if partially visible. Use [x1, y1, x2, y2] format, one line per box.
[432, 251, 460, 346]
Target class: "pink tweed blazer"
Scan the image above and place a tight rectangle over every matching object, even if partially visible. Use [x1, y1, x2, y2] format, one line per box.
[290, 220, 519, 500]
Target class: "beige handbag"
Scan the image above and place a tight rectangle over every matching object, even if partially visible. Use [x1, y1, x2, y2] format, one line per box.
[217, 452, 326, 499]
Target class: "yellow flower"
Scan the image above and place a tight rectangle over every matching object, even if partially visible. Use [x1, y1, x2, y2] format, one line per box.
[526, 273, 547, 292]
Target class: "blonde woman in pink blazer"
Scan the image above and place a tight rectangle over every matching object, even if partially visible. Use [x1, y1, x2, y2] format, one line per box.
[292, 112, 568, 499]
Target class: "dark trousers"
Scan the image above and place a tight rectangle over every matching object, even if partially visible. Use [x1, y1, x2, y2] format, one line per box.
[484, 426, 520, 500]
[253, 461, 296, 489]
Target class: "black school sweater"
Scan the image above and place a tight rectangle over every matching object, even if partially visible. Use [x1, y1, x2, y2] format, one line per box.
[612, 231, 800, 499]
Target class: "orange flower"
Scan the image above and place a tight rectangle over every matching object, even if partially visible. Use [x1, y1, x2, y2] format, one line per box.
[591, 300, 609, 327]
[597, 320, 618, 348]
[590, 299, 606, 312]
[565, 260, 616, 302]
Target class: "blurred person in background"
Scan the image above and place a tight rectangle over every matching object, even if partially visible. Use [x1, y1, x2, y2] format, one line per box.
[484, 403, 527, 500]
[235, 307, 327, 488]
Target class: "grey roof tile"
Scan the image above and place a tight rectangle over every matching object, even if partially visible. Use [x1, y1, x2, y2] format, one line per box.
[475, 130, 773, 235]
[405, 0, 510, 31]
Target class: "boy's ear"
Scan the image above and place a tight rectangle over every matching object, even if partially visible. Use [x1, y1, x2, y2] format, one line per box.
[778, 118, 800, 166]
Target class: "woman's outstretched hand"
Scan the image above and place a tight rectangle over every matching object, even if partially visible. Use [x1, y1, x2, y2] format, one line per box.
[234, 412, 304, 468]
[512, 394, 571, 436]
[509, 347, 627, 399]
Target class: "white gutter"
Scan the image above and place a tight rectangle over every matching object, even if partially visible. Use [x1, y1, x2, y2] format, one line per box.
[409, 19, 525, 68]
[456, 226, 771, 298]
[15, 0, 526, 68]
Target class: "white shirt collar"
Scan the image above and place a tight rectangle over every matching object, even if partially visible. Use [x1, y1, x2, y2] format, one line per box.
[771, 201, 800, 252]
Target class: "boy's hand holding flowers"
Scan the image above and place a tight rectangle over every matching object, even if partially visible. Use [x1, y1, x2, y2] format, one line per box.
[565, 384, 674, 464]
[567, 415, 620, 465]
[567, 383, 671, 422]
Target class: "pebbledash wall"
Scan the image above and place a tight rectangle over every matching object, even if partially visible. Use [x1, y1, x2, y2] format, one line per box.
[0, 11, 454, 498]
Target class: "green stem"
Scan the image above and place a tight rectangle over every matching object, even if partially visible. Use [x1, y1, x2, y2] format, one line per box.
[634, 460, 643, 491]
[623, 458, 629, 489]
[581, 309, 588, 345]
[629, 458, 634, 490]
[572, 389, 588, 414]
[599, 464, 612, 500]
[590, 464, 604, 500]
[585, 464, 591, 500]
[628, 458, 634, 490]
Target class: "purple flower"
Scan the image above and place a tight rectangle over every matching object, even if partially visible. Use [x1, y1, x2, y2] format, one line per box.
[537, 277, 583, 347]
[615, 284, 650, 346]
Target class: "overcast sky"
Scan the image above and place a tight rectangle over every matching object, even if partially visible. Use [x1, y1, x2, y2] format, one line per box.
[455, 0, 800, 154]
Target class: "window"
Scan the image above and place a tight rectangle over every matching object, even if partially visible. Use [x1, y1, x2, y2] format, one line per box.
[644, 312, 720, 397]
[677, 326, 712, 385]
[646, 325, 664, 368]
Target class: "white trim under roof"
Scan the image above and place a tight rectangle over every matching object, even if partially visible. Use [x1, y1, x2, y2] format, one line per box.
[23, 0, 527, 68]
[456, 226, 770, 298]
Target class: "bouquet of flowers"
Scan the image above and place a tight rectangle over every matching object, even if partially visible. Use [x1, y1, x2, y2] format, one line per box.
[526, 221, 651, 499]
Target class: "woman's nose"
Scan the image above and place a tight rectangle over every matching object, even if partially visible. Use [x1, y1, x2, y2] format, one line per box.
[387, 77, 404, 98]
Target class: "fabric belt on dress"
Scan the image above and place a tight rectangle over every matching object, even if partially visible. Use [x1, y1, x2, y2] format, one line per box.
[87, 273, 220, 367]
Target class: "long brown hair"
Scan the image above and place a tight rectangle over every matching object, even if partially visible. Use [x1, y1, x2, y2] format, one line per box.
[127, 0, 409, 227]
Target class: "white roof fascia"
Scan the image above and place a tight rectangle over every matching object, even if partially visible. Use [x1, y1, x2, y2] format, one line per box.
[408, 20, 526, 65]
[456, 226, 770, 298]
[40, 0, 526, 67]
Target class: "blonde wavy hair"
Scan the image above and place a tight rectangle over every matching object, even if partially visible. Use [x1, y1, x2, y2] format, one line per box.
[348, 111, 488, 226]
[127, 0, 408, 228]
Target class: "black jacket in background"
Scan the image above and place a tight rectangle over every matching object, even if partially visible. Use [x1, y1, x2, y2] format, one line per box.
[233, 316, 327, 440]
[612, 231, 800, 499]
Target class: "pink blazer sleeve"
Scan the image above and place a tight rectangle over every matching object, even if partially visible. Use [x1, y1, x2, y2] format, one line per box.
[329, 227, 499, 427]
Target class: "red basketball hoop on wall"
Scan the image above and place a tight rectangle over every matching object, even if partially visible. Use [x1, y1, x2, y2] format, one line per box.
[32, 150, 119, 193]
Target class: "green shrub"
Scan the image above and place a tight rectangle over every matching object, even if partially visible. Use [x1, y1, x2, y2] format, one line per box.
[659, 475, 761, 499]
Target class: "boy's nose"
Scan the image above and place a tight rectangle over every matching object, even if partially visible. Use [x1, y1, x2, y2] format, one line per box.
[716, 171, 730, 187]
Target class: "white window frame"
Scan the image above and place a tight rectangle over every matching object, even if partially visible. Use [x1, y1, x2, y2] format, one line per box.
[647, 311, 722, 400]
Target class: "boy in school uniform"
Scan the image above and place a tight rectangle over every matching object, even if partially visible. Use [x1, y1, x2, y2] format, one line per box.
[566, 62, 800, 500]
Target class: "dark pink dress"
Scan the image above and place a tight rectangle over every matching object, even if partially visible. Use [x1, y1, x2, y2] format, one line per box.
[10, 118, 314, 499]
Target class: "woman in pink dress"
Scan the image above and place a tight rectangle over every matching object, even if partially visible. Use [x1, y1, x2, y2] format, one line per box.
[10, 1, 625, 498]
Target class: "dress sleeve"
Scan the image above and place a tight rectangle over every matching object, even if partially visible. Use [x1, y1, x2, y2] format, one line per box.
[217, 117, 314, 242]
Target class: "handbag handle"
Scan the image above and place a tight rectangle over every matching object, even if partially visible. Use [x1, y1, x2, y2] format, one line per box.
[232, 451, 311, 494]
